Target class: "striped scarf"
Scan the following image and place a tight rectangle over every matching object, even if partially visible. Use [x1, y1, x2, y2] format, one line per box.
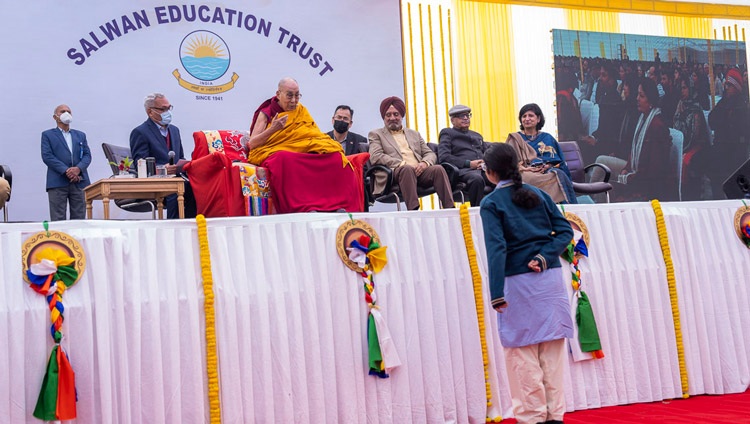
[621, 107, 660, 184]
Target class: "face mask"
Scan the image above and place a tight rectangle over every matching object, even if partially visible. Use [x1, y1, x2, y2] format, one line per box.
[59, 112, 73, 125]
[159, 110, 172, 126]
[333, 120, 349, 133]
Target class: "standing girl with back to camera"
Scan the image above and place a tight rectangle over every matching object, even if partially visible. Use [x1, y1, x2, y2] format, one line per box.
[480, 142, 574, 424]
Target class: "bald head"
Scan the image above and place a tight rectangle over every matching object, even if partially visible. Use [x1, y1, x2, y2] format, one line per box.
[278, 77, 298, 90]
[276, 77, 301, 111]
[54, 104, 71, 116]
[53, 104, 72, 129]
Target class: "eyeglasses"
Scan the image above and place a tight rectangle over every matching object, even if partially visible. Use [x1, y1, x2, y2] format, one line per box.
[151, 105, 174, 112]
[455, 113, 472, 120]
[283, 92, 302, 100]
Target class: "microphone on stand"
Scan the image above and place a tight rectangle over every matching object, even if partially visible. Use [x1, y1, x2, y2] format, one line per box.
[168, 150, 175, 165]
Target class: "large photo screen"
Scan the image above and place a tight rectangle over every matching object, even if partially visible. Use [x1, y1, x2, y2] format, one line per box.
[553, 29, 749, 202]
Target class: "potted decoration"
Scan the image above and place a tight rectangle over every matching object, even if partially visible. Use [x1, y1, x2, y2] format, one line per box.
[110, 157, 134, 178]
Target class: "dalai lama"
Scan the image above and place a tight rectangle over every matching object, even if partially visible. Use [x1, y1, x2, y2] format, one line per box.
[243, 77, 368, 213]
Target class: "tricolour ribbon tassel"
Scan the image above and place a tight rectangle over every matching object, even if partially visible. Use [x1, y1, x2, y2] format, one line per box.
[26, 248, 79, 421]
[348, 236, 400, 377]
[561, 238, 604, 359]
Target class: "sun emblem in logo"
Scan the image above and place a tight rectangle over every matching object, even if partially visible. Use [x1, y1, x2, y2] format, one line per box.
[180, 31, 230, 81]
[172, 30, 239, 94]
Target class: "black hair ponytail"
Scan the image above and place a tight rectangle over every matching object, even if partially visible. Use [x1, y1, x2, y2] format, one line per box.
[484, 143, 541, 209]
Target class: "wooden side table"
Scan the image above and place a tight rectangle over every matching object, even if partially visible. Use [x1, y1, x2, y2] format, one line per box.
[84, 177, 185, 219]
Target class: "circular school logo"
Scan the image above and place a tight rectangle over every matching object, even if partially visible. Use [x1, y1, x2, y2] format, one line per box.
[179, 30, 230, 81]
[172, 30, 239, 95]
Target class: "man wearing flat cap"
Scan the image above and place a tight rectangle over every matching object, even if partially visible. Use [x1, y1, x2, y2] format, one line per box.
[438, 104, 494, 206]
[368, 96, 454, 210]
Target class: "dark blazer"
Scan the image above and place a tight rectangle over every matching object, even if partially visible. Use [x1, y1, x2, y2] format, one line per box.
[437, 127, 490, 169]
[129, 119, 186, 166]
[41, 127, 91, 190]
[326, 130, 369, 156]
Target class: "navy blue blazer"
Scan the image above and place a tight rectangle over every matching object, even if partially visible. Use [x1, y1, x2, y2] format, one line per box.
[129, 119, 186, 166]
[41, 127, 92, 190]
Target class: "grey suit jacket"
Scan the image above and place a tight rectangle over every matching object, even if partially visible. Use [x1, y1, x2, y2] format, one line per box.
[368, 126, 436, 194]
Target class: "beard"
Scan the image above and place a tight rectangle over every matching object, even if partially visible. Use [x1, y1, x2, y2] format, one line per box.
[387, 121, 402, 131]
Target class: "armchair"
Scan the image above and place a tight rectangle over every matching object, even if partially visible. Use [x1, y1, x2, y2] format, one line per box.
[186, 130, 369, 216]
[441, 160, 495, 206]
[365, 143, 449, 211]
[184, 130, 249, 217]
[101, 143, 156, 218]
[0, 164, 11, 222]
[558, 141, 613, 203]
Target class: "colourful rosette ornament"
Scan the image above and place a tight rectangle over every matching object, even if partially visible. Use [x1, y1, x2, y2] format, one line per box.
[562, 212, 604, 360]
[734, 203, 750, 249]
[22, 226, 86, 421]
[337, 218, 401, 377]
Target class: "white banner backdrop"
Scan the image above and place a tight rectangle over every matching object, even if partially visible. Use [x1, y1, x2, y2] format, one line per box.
[0, 0, 404, 221]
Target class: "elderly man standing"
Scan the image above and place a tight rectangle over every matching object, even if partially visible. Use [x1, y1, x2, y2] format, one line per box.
[369, 96, 454, 210]
[438, 104, 493, 206]
[41, 104, 91, 220]
[130, 92, 196, 219]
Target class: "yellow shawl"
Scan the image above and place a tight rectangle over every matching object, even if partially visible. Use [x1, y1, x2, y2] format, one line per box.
[247, 103, 344, 164]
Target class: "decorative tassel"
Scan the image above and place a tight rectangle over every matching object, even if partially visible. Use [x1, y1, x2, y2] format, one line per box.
[561, 230, 604, 359]
[33, 344, 77, 420]
[27, 247, 79, 421]
[576, 291, 603, 354]
[367, 314, 388, 378]
[347, 233, 397, 378]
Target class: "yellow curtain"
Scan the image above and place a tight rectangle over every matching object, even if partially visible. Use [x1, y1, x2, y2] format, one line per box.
[401, 2, 455, 143]
[664, 16, 712, 39]
[476, 0, 750, 20]
[452, 0, 516, 141]
[565, 9, 620, 34]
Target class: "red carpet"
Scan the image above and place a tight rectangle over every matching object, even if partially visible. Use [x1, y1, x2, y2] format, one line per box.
[501, 389, 750, 423]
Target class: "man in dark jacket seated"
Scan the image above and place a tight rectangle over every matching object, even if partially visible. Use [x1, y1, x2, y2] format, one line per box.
[438, 104, 494, 206]
[326, 105, 369, 155]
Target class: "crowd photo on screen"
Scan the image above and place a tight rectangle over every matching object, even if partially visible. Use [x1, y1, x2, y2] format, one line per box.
[553, 29, 749, 202]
